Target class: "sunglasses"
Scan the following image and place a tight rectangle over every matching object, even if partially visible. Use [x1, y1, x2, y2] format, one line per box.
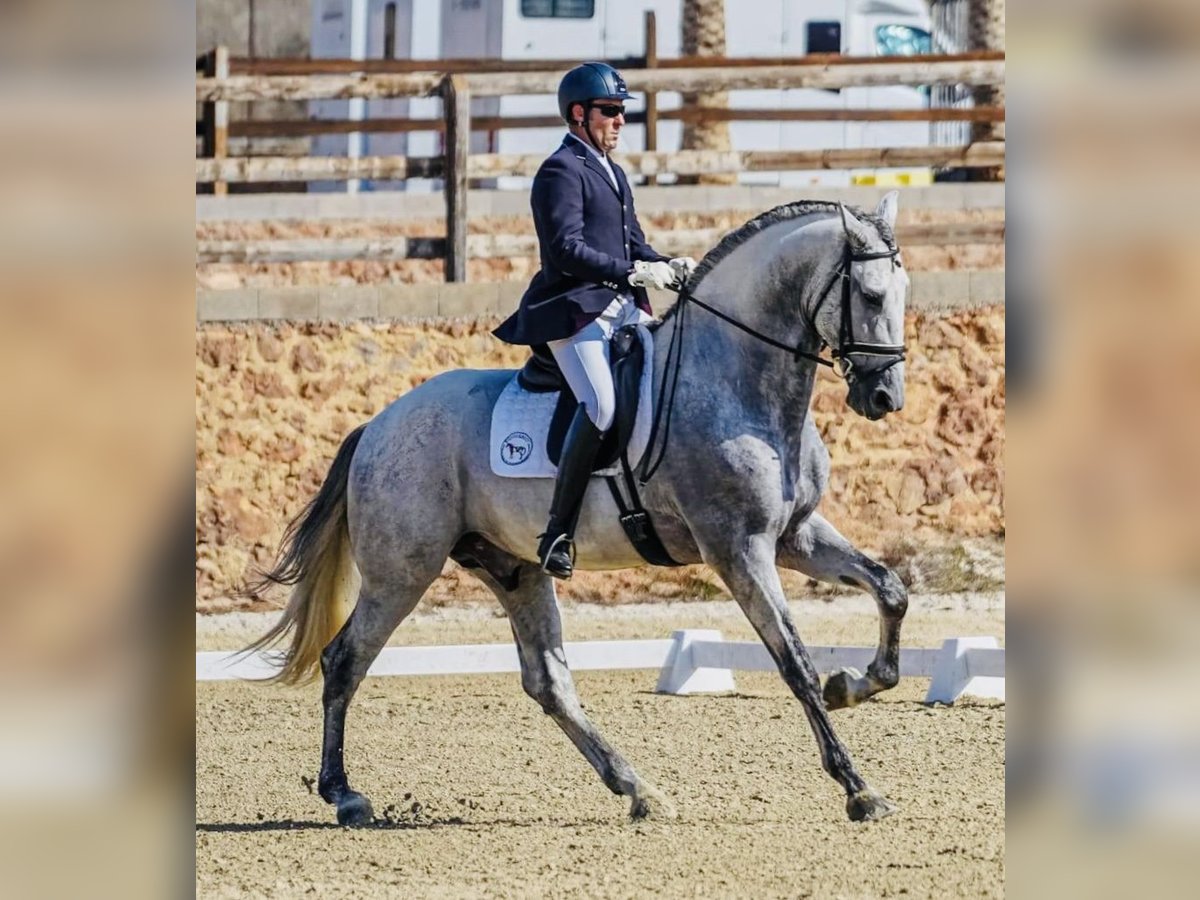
[590, 103, 626, 119]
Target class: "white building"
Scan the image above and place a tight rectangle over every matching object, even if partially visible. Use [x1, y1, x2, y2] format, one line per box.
[310, 0, 934, 191]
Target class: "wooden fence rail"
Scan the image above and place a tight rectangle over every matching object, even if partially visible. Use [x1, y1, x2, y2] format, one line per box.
[197, 59, 1003, 103]
[197, 221, 1005, 265]
[196, 154, 443, 183]
[214, 49, 1003, 76]
[196, 142, 1005, 184]
[224, 106, 1005, 140]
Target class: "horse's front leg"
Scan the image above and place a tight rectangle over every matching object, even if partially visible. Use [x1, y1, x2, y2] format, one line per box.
[778, 512, 909, 710]
[702, 531, 896, 822]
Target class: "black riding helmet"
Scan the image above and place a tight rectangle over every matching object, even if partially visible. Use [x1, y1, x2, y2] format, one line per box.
[557, 62, 633, 153]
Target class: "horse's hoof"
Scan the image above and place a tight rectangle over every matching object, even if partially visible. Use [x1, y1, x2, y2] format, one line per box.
[846, 789, 897, 822]
[823, 667, 863, 711]
[336, 792, 375, 827]
[629, 786, 677, 821]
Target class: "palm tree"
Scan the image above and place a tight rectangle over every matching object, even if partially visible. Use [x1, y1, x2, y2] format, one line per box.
[679, 0, 735, 186]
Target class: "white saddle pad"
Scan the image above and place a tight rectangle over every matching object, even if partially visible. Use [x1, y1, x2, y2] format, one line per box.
[490, 325, 655, 479]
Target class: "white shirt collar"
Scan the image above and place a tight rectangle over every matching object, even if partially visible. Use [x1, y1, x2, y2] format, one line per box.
[565, 131, 609, 164]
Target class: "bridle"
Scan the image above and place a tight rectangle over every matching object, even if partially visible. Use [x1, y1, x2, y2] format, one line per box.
[809, 248, 907, 381]
[638, 206, 906, 485]
[691, 205, 905, 379]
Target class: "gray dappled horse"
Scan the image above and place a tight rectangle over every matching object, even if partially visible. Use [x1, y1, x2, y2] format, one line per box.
[250, 193, 911, 825]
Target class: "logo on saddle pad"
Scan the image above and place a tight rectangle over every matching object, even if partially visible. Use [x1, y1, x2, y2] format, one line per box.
[500, 431, 533, 466]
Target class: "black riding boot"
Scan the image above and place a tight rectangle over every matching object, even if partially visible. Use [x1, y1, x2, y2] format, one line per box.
[537, 406, 605, 579]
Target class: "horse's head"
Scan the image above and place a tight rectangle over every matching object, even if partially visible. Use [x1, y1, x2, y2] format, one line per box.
[670, 194, 909, 423]
[810, 192, 908, 421]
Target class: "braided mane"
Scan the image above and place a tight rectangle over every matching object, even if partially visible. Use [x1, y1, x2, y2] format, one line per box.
[652, 200, 895, 326]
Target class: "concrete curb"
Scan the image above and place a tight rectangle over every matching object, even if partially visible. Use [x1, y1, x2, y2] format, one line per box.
[196, 272, 1003, 322]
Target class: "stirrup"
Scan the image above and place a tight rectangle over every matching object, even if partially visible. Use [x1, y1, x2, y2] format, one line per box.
[539, 533, 576, 575]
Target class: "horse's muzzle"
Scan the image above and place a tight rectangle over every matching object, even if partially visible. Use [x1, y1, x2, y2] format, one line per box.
[848, 365, 905, 420]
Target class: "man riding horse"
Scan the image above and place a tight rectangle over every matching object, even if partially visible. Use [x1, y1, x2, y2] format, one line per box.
[492, 62, 697, 580]
[249, 59, 914, 823]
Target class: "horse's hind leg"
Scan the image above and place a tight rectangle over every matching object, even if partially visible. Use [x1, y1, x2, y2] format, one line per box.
[778, 512, 908, 710]
[471, 558, 675, 821]
[317, 571, 435, 825]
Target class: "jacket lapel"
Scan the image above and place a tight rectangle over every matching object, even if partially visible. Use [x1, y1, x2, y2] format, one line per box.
[612, 161, 630, 201]
[580, 151, 623, 200]
[562, 135, 623, 199]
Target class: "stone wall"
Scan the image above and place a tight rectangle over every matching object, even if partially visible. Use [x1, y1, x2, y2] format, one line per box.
[196, 307, 1004, 611]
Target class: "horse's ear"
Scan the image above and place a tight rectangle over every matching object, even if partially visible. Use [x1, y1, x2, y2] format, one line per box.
[875, 190, 899, 229]
[839, 202, 872, 245]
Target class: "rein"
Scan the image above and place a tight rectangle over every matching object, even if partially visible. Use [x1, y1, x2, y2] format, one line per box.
[684, 293, 833, 369]
[638, 217, 905, 486]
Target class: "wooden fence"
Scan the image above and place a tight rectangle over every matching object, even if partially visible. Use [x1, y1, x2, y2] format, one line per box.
[197, 12, 1004, 281]
[224, 105, 1004, 140]
[196, 58, 1003, 102]
[197, 221, 1005, 265]
[196, 144, 1005, 185]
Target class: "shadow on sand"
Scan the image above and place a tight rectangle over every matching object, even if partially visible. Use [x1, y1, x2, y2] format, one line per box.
[197, 814, 621, 834]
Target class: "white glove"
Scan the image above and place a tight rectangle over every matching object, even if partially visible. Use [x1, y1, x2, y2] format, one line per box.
[628, 260, 676, 290]
[668, 256, 697, 283]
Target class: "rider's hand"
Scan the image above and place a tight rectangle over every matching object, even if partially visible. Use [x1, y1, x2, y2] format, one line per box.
[628, 260, 676, 291]
[668, 256, 697, 284]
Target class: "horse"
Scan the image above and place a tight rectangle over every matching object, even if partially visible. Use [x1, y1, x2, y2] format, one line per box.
[248, 192, 911, 826]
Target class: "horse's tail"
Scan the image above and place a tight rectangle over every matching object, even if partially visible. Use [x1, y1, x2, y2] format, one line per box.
[243, 425, 367, 685]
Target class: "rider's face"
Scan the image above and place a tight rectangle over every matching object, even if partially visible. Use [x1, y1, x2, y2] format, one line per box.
[583, 100, 625, 152]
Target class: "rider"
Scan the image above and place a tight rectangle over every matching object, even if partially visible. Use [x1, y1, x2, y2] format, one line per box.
[493, 62, 697, 580]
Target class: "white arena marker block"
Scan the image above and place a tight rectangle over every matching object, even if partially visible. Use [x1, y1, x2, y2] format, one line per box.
[655, 629, 737, 695]
[197, 650, 279, 681]
[925, 636, 1005, 705]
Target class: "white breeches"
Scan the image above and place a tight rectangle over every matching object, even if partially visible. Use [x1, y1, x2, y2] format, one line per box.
[548, 295, 653, 432]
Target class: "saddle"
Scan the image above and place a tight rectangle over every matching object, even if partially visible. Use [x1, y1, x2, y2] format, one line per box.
[517, 324, 645, 474]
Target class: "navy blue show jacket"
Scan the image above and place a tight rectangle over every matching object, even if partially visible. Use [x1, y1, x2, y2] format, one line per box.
[492, 137, 669, 347]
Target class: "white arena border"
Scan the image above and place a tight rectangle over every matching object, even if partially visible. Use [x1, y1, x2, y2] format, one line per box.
[198, 630, 1003, 705]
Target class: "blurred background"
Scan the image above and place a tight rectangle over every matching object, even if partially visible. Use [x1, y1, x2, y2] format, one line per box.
[0, 0, 195, 896]
[1006, 0, 1200, 893]
[0, 0, 1198, 894]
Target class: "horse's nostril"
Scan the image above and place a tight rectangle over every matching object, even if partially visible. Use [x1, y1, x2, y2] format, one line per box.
[871, 388, 893, 413]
